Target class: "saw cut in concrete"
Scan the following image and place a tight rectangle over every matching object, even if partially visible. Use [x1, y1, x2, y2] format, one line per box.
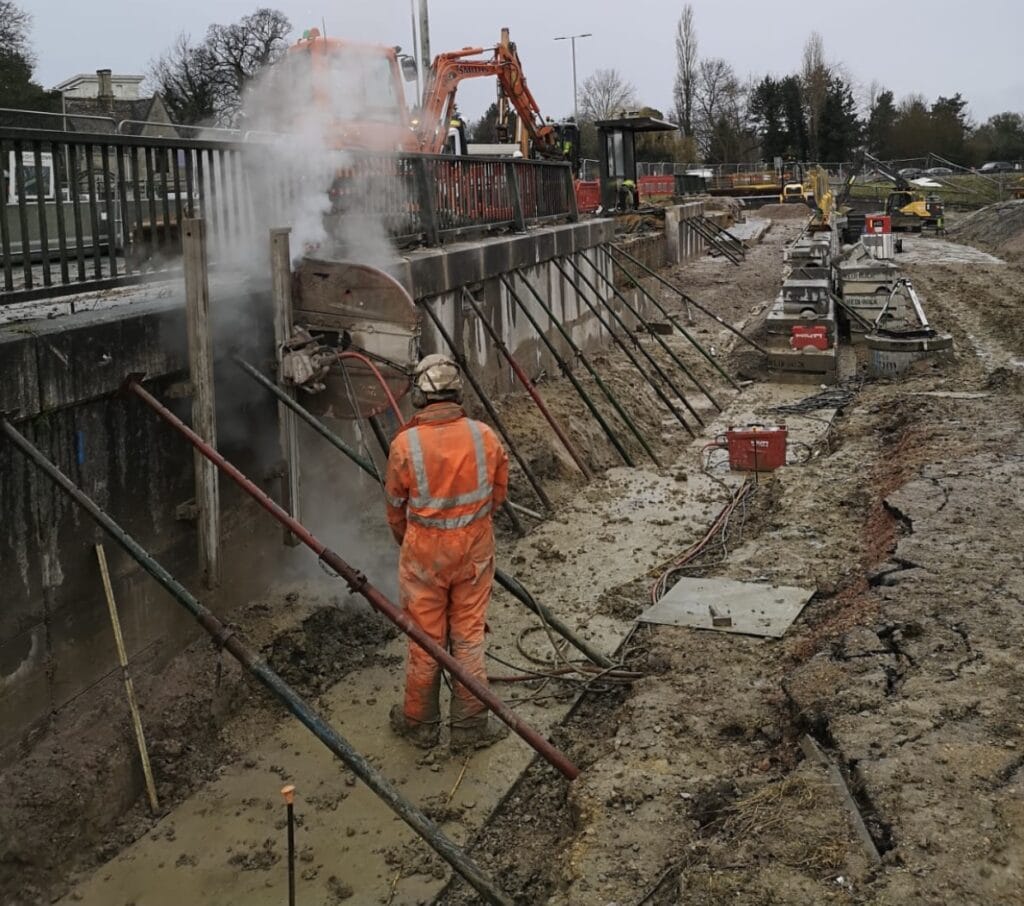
[638, 576, 815, 638]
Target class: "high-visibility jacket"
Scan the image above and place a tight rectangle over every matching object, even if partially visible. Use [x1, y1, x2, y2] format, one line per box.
[385, 402, 509, 544]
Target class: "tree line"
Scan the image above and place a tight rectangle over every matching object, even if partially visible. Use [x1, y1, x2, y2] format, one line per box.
[2, 1, 1022, 168]
[562, 4, 1024, 167]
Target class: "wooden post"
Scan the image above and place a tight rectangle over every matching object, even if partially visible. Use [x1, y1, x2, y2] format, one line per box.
[95, 544, 160, 814]
[270, 228, 301, 545]
[182, 217, 220, 588]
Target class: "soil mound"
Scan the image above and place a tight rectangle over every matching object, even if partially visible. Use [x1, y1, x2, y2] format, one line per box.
[947, 198, 1024, 254]
[756, 202, 813, 220]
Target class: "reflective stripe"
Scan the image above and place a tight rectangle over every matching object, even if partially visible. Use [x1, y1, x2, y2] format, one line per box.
[408, 501, 493, 530]
[385, 493, 406, 508]
[406, 421, 492, 510]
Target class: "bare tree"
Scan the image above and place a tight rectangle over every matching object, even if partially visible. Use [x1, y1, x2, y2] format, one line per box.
[206, 8, 291, 122]
[801, 31, 829, 159]
[148, 8, 291, 126]
[672, 4, 698, 136]
[0, 0, 32, 60]
[579, 68, 638, 122]
[151, 35, 221, 125]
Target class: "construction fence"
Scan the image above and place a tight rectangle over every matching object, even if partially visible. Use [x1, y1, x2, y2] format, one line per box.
[0, 125, 577, 304]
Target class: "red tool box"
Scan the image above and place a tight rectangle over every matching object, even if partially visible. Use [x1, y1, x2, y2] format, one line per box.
[723, 424, 788, 472]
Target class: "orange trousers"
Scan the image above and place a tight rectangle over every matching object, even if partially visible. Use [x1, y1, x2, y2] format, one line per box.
[399, 520, 495, 725]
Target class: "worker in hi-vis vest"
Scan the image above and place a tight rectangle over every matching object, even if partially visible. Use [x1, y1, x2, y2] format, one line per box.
[385, 354, 510, 750]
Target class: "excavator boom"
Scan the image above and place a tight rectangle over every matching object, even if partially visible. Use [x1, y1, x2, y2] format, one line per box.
[417, 28, 559, 158]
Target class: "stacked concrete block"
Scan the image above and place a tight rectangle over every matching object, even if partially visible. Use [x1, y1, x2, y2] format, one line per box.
[766, 235, 838, 384]
[837, 247, 902, 341]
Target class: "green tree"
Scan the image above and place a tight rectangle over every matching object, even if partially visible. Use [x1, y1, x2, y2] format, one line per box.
[469, 102, 499, 143]
[749, 76, 786, 160]
[889, 94, 931, 160]
[866, 88, 897, 158]
[816, 75, 860, 163]
[970, 112, 1024, 164]
[929, 93, 970, 162]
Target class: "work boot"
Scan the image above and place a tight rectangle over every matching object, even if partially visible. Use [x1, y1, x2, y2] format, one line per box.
[449, 713, 510, 752]
[389, 705, 440, 749]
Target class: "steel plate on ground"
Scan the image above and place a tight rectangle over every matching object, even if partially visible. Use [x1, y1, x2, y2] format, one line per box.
[638, 576, 814, 638]
[294, 260, 420, 419]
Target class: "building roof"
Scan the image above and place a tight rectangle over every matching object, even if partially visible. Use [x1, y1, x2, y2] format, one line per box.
[52, 73, 145, 91]
[595, 115, 679, 133]
[63, 96, 179, 136]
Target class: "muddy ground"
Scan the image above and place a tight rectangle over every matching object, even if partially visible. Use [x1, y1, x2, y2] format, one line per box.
[4, 215, 1024, 905]
[436, 226, 1024, 905]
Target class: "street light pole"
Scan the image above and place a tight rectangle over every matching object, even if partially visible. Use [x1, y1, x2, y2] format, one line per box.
[554, 33, 592, 123]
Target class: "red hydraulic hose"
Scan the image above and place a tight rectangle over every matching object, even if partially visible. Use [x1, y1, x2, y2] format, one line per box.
[126, 378, 579, 781]
[337, 350, 405, 424]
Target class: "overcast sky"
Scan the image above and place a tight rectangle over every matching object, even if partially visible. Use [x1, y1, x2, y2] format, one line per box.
[26, 0, 1024, 125]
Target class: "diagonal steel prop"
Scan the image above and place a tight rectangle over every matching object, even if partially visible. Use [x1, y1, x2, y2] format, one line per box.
[601, 245, 741, 390]
[0, 415, 515, 906]
[579, 247, 723, 413]
[123, 376, 579, 781]
[235, 358, 615, 669]
[608, 243, 769, 356]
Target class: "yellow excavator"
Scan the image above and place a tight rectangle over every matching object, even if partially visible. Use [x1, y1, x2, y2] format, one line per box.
[862, 153, 944, 232]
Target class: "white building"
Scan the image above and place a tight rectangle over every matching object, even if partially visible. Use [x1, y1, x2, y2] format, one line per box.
[52, 72, 145, 100]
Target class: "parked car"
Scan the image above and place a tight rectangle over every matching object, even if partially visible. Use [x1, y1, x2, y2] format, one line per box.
[979, 161, 1014, 174]
[898, 167, 924, 179]
[925, 167, 953, 176]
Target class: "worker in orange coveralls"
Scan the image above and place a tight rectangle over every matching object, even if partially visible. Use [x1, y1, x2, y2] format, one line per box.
[385, 354, 510, 750]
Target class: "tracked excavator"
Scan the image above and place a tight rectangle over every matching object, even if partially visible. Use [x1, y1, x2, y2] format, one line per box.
[272, 26, 575, 167]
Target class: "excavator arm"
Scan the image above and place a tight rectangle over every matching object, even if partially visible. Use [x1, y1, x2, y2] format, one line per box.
[417, 28, 559, 158]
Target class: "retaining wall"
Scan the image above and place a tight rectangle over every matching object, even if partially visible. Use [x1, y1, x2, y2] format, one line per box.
[0, 205, 711, 745]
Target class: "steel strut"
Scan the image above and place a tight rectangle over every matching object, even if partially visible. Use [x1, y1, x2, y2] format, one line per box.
[555, 255, 698, 435]
[502, 271, 655, 467]
[123, 377, 579, 781]
[417, 299, 553, 513]
[602, 246, 741, 391]
[0, 416, 515, 906]
[608, 243, 770, 356]
[236, 359, 614, 670]
[580, 249, 723, 413]
[460, 288, 593, 481]
[498, 273, 634, 467]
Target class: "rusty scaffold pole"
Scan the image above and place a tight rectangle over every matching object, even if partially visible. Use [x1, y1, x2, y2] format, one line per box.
[122, 376, 579, 781]
[0, 415, 515, 906]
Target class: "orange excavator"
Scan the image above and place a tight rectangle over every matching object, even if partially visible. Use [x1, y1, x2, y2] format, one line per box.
[273, 27, 568, 164]
[416, 28, 562, 160]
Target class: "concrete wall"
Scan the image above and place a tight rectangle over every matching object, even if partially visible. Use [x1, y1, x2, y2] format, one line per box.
[0, 208, 712, 747]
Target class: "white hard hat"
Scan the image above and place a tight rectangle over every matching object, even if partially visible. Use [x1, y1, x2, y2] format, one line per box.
[414, 354, 462, 395]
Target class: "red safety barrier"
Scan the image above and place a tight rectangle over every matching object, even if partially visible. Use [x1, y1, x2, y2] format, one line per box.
[575, 180, 601, 213]
[638, 175, 675, 199]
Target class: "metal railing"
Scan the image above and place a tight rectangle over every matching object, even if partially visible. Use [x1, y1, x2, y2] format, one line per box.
[1, 125, 577, 305]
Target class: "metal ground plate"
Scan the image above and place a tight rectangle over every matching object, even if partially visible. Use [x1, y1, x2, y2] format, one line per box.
[638, 576, 815, 638]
